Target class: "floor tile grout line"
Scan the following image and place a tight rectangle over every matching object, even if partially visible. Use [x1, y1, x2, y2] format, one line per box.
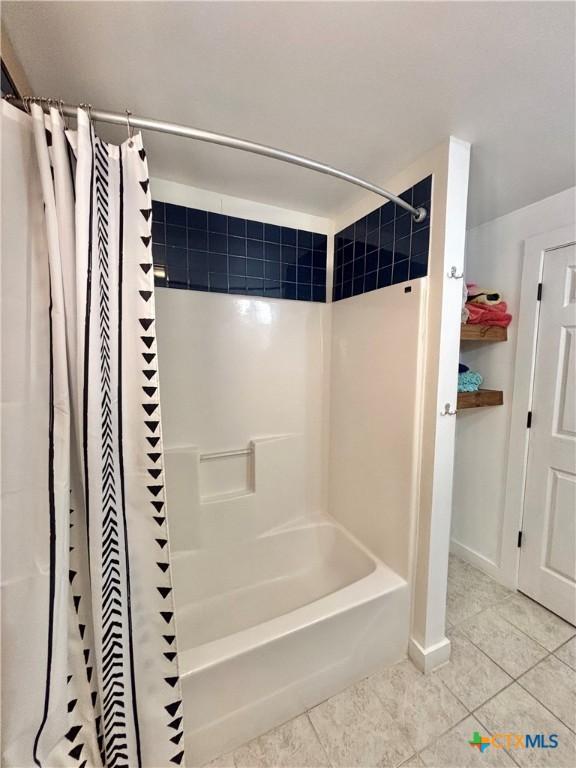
[304, 711, 333, 768]
[515, 674, 576, 736]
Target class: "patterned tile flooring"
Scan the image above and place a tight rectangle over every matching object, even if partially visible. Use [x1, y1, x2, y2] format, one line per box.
[203, 555, 576, 767]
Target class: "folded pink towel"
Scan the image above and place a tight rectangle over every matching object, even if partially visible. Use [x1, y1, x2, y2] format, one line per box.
[466, 301, 512, 327]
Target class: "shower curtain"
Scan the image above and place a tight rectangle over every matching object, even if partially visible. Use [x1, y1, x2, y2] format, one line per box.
[2, 104, 185, 768]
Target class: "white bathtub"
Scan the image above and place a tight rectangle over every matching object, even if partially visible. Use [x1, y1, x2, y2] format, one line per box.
[173, 517, 409, 765]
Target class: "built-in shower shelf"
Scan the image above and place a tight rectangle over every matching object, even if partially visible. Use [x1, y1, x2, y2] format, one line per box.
[460, 323, 507, 342]
[457, 389, 504, 410]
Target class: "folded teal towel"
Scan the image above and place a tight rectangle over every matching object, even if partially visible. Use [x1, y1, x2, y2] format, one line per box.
[458, 370, 483, 392]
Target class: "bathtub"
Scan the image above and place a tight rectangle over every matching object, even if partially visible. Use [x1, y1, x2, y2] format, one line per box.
[173, 517, 409, 765]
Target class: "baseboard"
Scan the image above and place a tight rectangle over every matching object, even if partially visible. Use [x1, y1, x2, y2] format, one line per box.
[408, 635, 451, 674]
[449, 538, 515, 588]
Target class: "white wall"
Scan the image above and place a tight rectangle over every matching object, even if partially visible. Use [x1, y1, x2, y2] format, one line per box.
[452, 186, 576, 586]
[156, 289, 330, 515]
[328, 282, 425, 579]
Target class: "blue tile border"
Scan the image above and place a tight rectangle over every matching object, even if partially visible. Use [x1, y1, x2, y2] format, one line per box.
[152, 202, 327, 303]
[333, 175, 432, 301]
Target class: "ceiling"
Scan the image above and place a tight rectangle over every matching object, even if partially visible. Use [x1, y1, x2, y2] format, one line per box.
[3, 1, 574, 227]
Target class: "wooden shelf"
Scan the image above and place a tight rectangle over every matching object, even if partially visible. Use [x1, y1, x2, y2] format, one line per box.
[458, 389, 503, 410]
[461, 323, 507, 342]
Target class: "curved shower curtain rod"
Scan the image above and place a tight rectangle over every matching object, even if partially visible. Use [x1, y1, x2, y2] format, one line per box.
[5, 95, 427, 222]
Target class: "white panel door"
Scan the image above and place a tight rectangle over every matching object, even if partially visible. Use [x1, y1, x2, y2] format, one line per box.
[519, 243, 576, 624]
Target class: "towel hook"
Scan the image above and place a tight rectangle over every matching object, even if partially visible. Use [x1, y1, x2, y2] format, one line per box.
[441, 402, 457, 416]
[447, 266, 464, 280]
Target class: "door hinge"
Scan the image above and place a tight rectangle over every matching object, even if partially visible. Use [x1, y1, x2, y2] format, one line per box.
[537, 282, 543, 301]
[517, 531, 523, 548]
[527, 411, 533, 428]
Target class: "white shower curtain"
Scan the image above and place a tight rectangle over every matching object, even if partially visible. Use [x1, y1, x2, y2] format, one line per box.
[2, 104, 185, 768]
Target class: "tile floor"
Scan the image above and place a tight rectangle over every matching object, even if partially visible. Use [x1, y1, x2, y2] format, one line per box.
[204, 555, 576, 768]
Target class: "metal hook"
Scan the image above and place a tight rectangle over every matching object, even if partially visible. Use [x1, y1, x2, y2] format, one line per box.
[441, 403, 457, 416]
[58, 99, 69, 129]
[22, 95, 32, 114]
[447, 266, 464, 280]
[79, 103, 93, 123]
[126, 109, 134, 147]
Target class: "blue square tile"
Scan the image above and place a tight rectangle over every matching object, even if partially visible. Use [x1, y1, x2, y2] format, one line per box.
[335, 235, 345, 251]
[298, 230, 313, 249]
[166, 225, 187, 248]
[411, 226, 430, 257]
[165, 203, 186, 227]
[209, 272, 228, 293]
[335, 265, 343, 285]
[247, 220, 264, 240]
[187, 208, 207, 230]
[312, 267, 326, 285]
[188, 249, 208, 273]
[410, 251, 428, 279]
[167, 246, 188, 287]
[209, 252, 227, 274]
[229, 255, 246, 276]
[395, 213, 412, 240]
[282, 282, 297, 300]
[340, 225, 354, 246]
[297, 265, 311, 283]
[282, 263, 297, 282]
[365, 250, 379, 274]
[334, 249, 343, 269]
[228, 216, 246, 237]
[208, 212, 227, 233]
[353, 276, 364, 295]
[364, 271, 377, 293]
[312, 233, 327, 250]
[399, 186, 413, 206]
[264, 223, 281, 243]
[333, 283, 342, 302]
[380, 201, 395, 225]
[297, 248, 312, 266]
[312, 284, 326, 302]
[354, 240, 366, 260]
[297, 283, 312, 301]
[229, 274, 246, 294]
[264, 242, 281, 261]
[312, 250, 326, 269]
[208, 232, 227, 254]
[264, 280, 282, 298]
[246, 276, 264, 294]
[366, 228, 380, 252]
[152, 221, 165, 244]
[379, 247, 394, 268]
[392, 259, 410, 284]
[282, 245, 297, 265]
[189, 268, 209, 291]
[377, 265, 392, 288]
[152, 243, 166, 264]
[413, 175, 432, 207]
[265, 261, 282, 281]
[380, 221, 394, 251]
[395, 235, 411, 262]
[152, 200, 165, 222]
[343, 243, 354, 263]
[354, 218, 367, 240]
[343, 261, 354, 282]
[281, 227, 297, 246]
[248, 240, 265, 260]
[353, 257, 365, 278]
[367, 208, 381, 232]
[342, 280, 353, 299]
[246, 258, 265, 278]
[228, 236, 247, 257]
[188, 228, 208, 250]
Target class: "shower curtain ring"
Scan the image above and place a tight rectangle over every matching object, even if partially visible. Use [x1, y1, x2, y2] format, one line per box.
[79, 103, 93, 124]
[126, 109, 134, 147]
[22, 96, 32, 114]
[58, 99, 69, 128]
